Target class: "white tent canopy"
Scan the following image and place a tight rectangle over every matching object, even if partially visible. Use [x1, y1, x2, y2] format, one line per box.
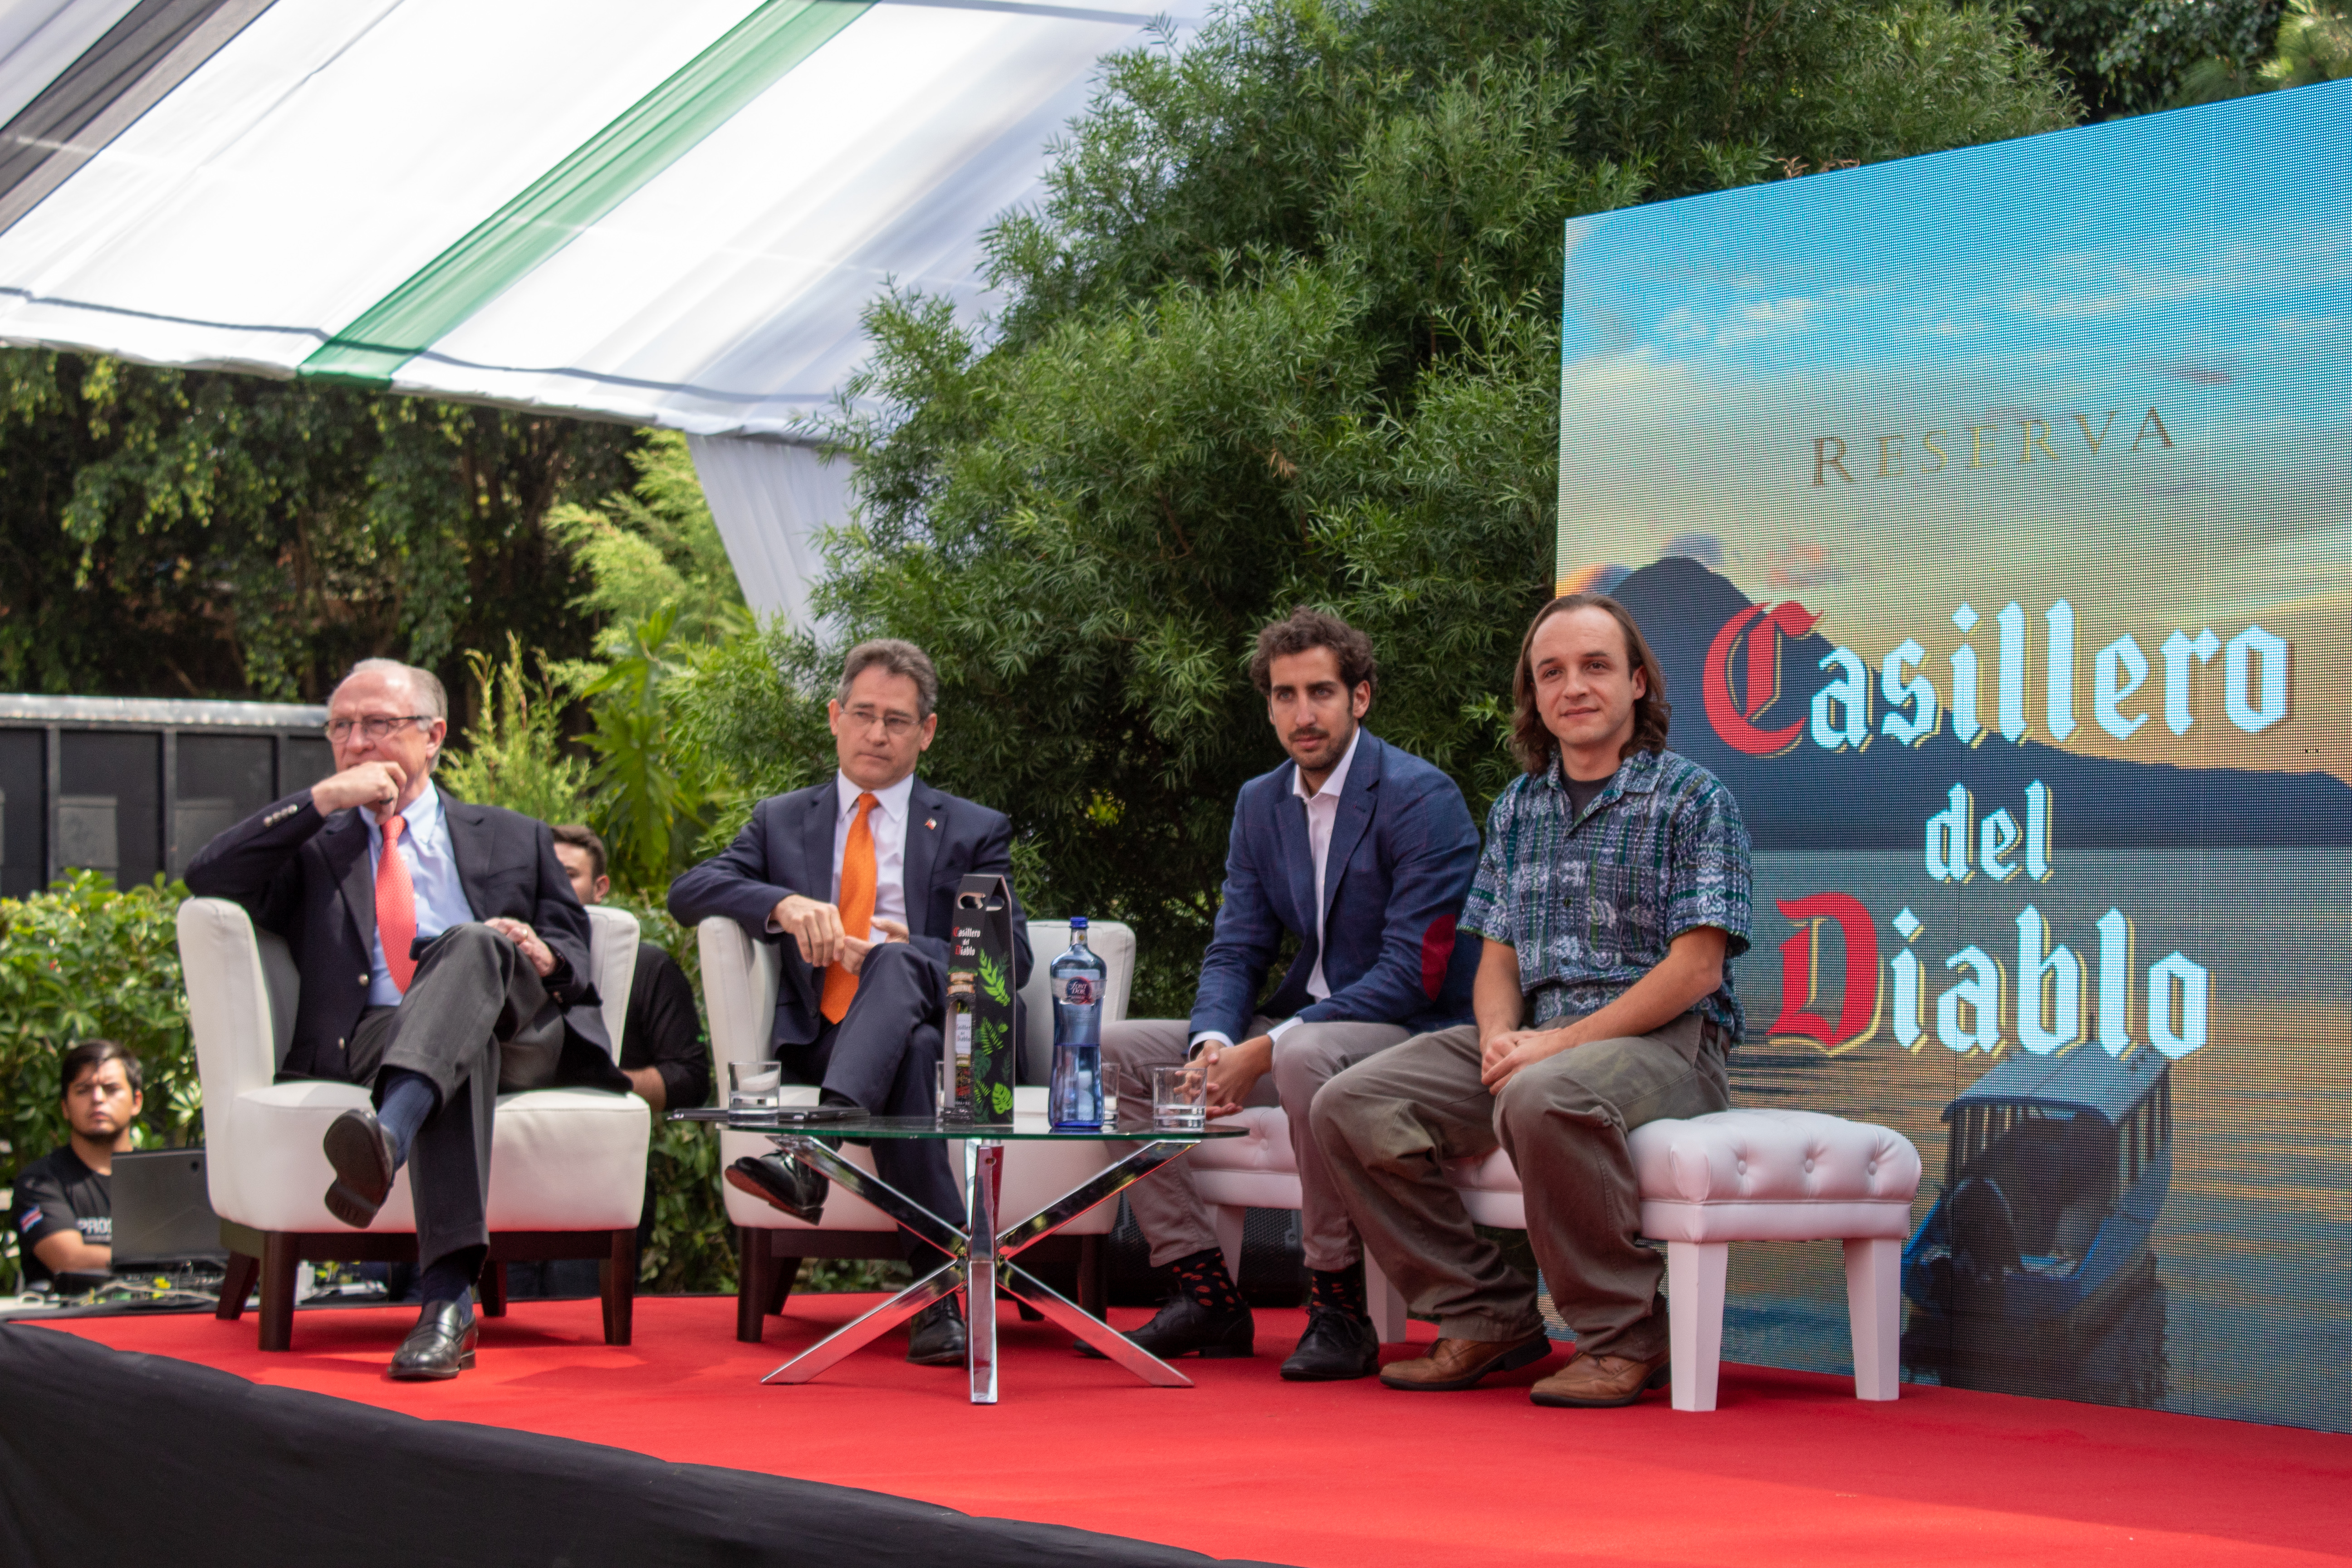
[0, 0, 1174, 620]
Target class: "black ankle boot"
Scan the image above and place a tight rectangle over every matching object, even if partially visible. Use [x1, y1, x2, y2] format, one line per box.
[1280, 1306, 1379, 1381]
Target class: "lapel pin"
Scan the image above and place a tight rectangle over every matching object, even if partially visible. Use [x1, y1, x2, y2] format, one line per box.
[925, 818, 937, 831]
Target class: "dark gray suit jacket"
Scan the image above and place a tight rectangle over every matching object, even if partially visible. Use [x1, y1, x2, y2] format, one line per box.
[666, 776, 1031, 1052]
[183, 785, 623, 1089]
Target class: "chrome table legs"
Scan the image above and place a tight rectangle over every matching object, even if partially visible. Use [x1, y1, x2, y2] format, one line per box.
[759, 1136, 1198, 1401]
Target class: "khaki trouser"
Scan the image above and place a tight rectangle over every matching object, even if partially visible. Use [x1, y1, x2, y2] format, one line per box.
[1309, 1012, 1730, 1358]
[1102, 1015, 1410, 1272]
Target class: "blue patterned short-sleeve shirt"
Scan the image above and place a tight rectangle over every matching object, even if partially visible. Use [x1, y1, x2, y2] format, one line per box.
[1461, 747, 1751, 1038]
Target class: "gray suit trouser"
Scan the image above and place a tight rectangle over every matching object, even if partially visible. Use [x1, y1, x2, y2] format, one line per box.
[1310, 1011, 1730, 1359]
[345, 923, 567, 1274]
[1102, 1015, 1409, 1273]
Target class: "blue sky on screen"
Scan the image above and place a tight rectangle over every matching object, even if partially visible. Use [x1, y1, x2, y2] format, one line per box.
[1555, 79, 2352, 781]
[1563, 85, 2351, 391]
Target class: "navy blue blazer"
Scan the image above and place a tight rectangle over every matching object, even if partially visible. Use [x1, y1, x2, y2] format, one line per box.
[182, 786, 622, 1089]
[1190, 731, 1481, 1044]
[666, 776, 1032, 1053]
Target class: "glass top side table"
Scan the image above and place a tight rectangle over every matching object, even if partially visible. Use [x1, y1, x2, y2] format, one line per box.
[671, 1109, 1240, 1404]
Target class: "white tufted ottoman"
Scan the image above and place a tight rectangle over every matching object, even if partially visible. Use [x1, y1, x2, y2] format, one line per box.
[1446, 1107, 1923, 1411]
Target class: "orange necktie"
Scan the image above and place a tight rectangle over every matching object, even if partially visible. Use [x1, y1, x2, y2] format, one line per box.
[377, 814, 418, 996]
[821, 792, 879, 1022]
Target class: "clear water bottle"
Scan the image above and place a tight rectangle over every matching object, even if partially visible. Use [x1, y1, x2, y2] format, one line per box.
[1049, 918, 1107, 1130]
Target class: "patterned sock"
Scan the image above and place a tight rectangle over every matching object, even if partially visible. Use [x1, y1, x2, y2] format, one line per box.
[1308, 1263, 1368, 1321]
[1165, 1248, 1246, 1315]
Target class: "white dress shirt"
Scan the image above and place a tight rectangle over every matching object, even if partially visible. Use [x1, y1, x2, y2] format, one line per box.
[830, 769, 915, 927]
[1194, 726, 1362, 1051]
[361, 779, 476, 1006]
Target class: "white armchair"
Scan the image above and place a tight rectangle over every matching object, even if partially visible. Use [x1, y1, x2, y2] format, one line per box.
[700, 916, 1134, 1343]
[179, 898, 652, 1350]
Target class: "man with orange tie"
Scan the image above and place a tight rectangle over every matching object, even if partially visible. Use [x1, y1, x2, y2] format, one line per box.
[185, 659, 626, 1380]
[668, 639, 1029, 1367]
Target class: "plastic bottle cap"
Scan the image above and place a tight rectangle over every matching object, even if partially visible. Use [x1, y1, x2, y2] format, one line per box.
[1070, 916, 1088, 929]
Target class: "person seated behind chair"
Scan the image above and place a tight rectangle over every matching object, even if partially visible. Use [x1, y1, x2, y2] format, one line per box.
[10, 1040, 143, 1289]
[472, 823, 706, 1300]
[1310, 592, 1751, 1408]
[666, 638, 1030, 1368]
[1095, 608, 1481, 1380]
[184, 658, 632, 1381]
[551, 824, 707, 1117]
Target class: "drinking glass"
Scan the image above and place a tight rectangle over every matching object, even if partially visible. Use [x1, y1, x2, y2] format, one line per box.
[727, 1060, 783, 1116]
[1151, 1063, 1208, 1132]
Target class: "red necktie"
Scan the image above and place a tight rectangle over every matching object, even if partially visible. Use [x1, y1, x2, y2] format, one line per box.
[377, 814, 418, 996]
[821, 793, 878, 1023]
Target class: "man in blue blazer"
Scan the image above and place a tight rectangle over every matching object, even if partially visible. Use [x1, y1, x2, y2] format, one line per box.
[668, 639, 1029, 1367]
[1098, 609, 1480, 1380]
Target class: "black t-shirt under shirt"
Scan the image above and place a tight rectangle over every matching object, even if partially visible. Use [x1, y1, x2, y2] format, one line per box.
[621, 941, 709, 1109]
[10, 1147, 109, 1286]
[1564, 770, 1611, 821]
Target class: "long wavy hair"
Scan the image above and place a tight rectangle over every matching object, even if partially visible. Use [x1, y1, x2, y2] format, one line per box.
[1509, 592, 1672, 774]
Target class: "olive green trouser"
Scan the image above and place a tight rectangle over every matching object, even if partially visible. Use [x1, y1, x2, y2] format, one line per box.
[1309, 1011, 1730, 1359]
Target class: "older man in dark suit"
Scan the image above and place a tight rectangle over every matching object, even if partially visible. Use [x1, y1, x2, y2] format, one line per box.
[185, 658, 625, 1380]
[667, 638, 1029, 1367]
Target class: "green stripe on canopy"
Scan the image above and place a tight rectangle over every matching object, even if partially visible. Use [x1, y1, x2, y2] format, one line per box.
[304, 0, 869, 383]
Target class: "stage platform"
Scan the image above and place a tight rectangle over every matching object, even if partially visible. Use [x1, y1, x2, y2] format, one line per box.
[11, 1294, 2352, 1566]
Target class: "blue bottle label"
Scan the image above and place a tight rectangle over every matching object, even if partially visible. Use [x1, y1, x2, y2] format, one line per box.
[1056, 975, 1097, 1006]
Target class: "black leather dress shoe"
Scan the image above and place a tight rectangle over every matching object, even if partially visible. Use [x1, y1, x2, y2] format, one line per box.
[726, 1152, 827, 1225]
[388, 1301, 478, 1381]
[906, 1295, 967, 1366]
[323, 1107, 397, 1229]
[1280, 1307, 1381, 1381]
[1075, 1294, 1253, 1360]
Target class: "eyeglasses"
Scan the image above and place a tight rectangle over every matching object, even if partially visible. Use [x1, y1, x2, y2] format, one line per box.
[843, 705, 920, 737]
[325, 715, 434, 742]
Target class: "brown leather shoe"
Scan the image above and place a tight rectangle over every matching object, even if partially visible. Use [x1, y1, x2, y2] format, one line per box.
[1379, 1331, 1552, 1392]
[1529, 1348, 1671, 1408]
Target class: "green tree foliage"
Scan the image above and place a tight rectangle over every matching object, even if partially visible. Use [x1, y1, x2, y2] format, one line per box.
[0, 350, 639, 705]
[2262, 0, 2352, 82]
[2021, 0, 2280, 117]
[437, 636, 593, 824]
[549, 432, 751, 889]
[666, 619, 837, 850]
[2178, 0, 2350, 96]
[818, 0, 2073, 1008]
[549, 431, 746, 647]
[0, 872, 194, 1291]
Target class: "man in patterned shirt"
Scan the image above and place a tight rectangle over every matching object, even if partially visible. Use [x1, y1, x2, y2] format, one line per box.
[1312, 591, 1751, 1407]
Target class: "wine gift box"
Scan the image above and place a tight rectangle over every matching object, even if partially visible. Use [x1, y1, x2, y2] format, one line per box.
[945, 872, 1018, 1121]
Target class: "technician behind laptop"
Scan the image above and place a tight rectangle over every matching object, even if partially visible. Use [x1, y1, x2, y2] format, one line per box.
[10, 1040, 142, 1288]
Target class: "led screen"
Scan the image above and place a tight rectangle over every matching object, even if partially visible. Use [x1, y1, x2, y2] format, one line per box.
[1554, 81, 2351, 1430]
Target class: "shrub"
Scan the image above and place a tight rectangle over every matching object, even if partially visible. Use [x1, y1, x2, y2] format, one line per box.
[0, 872, 196, 1291]
[437, 634, 593, 824]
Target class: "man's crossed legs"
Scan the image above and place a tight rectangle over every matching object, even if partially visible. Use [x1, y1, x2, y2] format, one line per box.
[319, 922, 568, 1379]
[1100, 1016, 1406, 1378]
[1310, 1011, 1729, 1406]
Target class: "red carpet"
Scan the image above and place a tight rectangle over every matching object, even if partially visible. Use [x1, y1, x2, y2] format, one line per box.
[44, 1295, 2352, 1566]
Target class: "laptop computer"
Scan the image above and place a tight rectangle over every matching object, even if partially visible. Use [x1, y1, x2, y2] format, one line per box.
[108, 1149, 227, 1270]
